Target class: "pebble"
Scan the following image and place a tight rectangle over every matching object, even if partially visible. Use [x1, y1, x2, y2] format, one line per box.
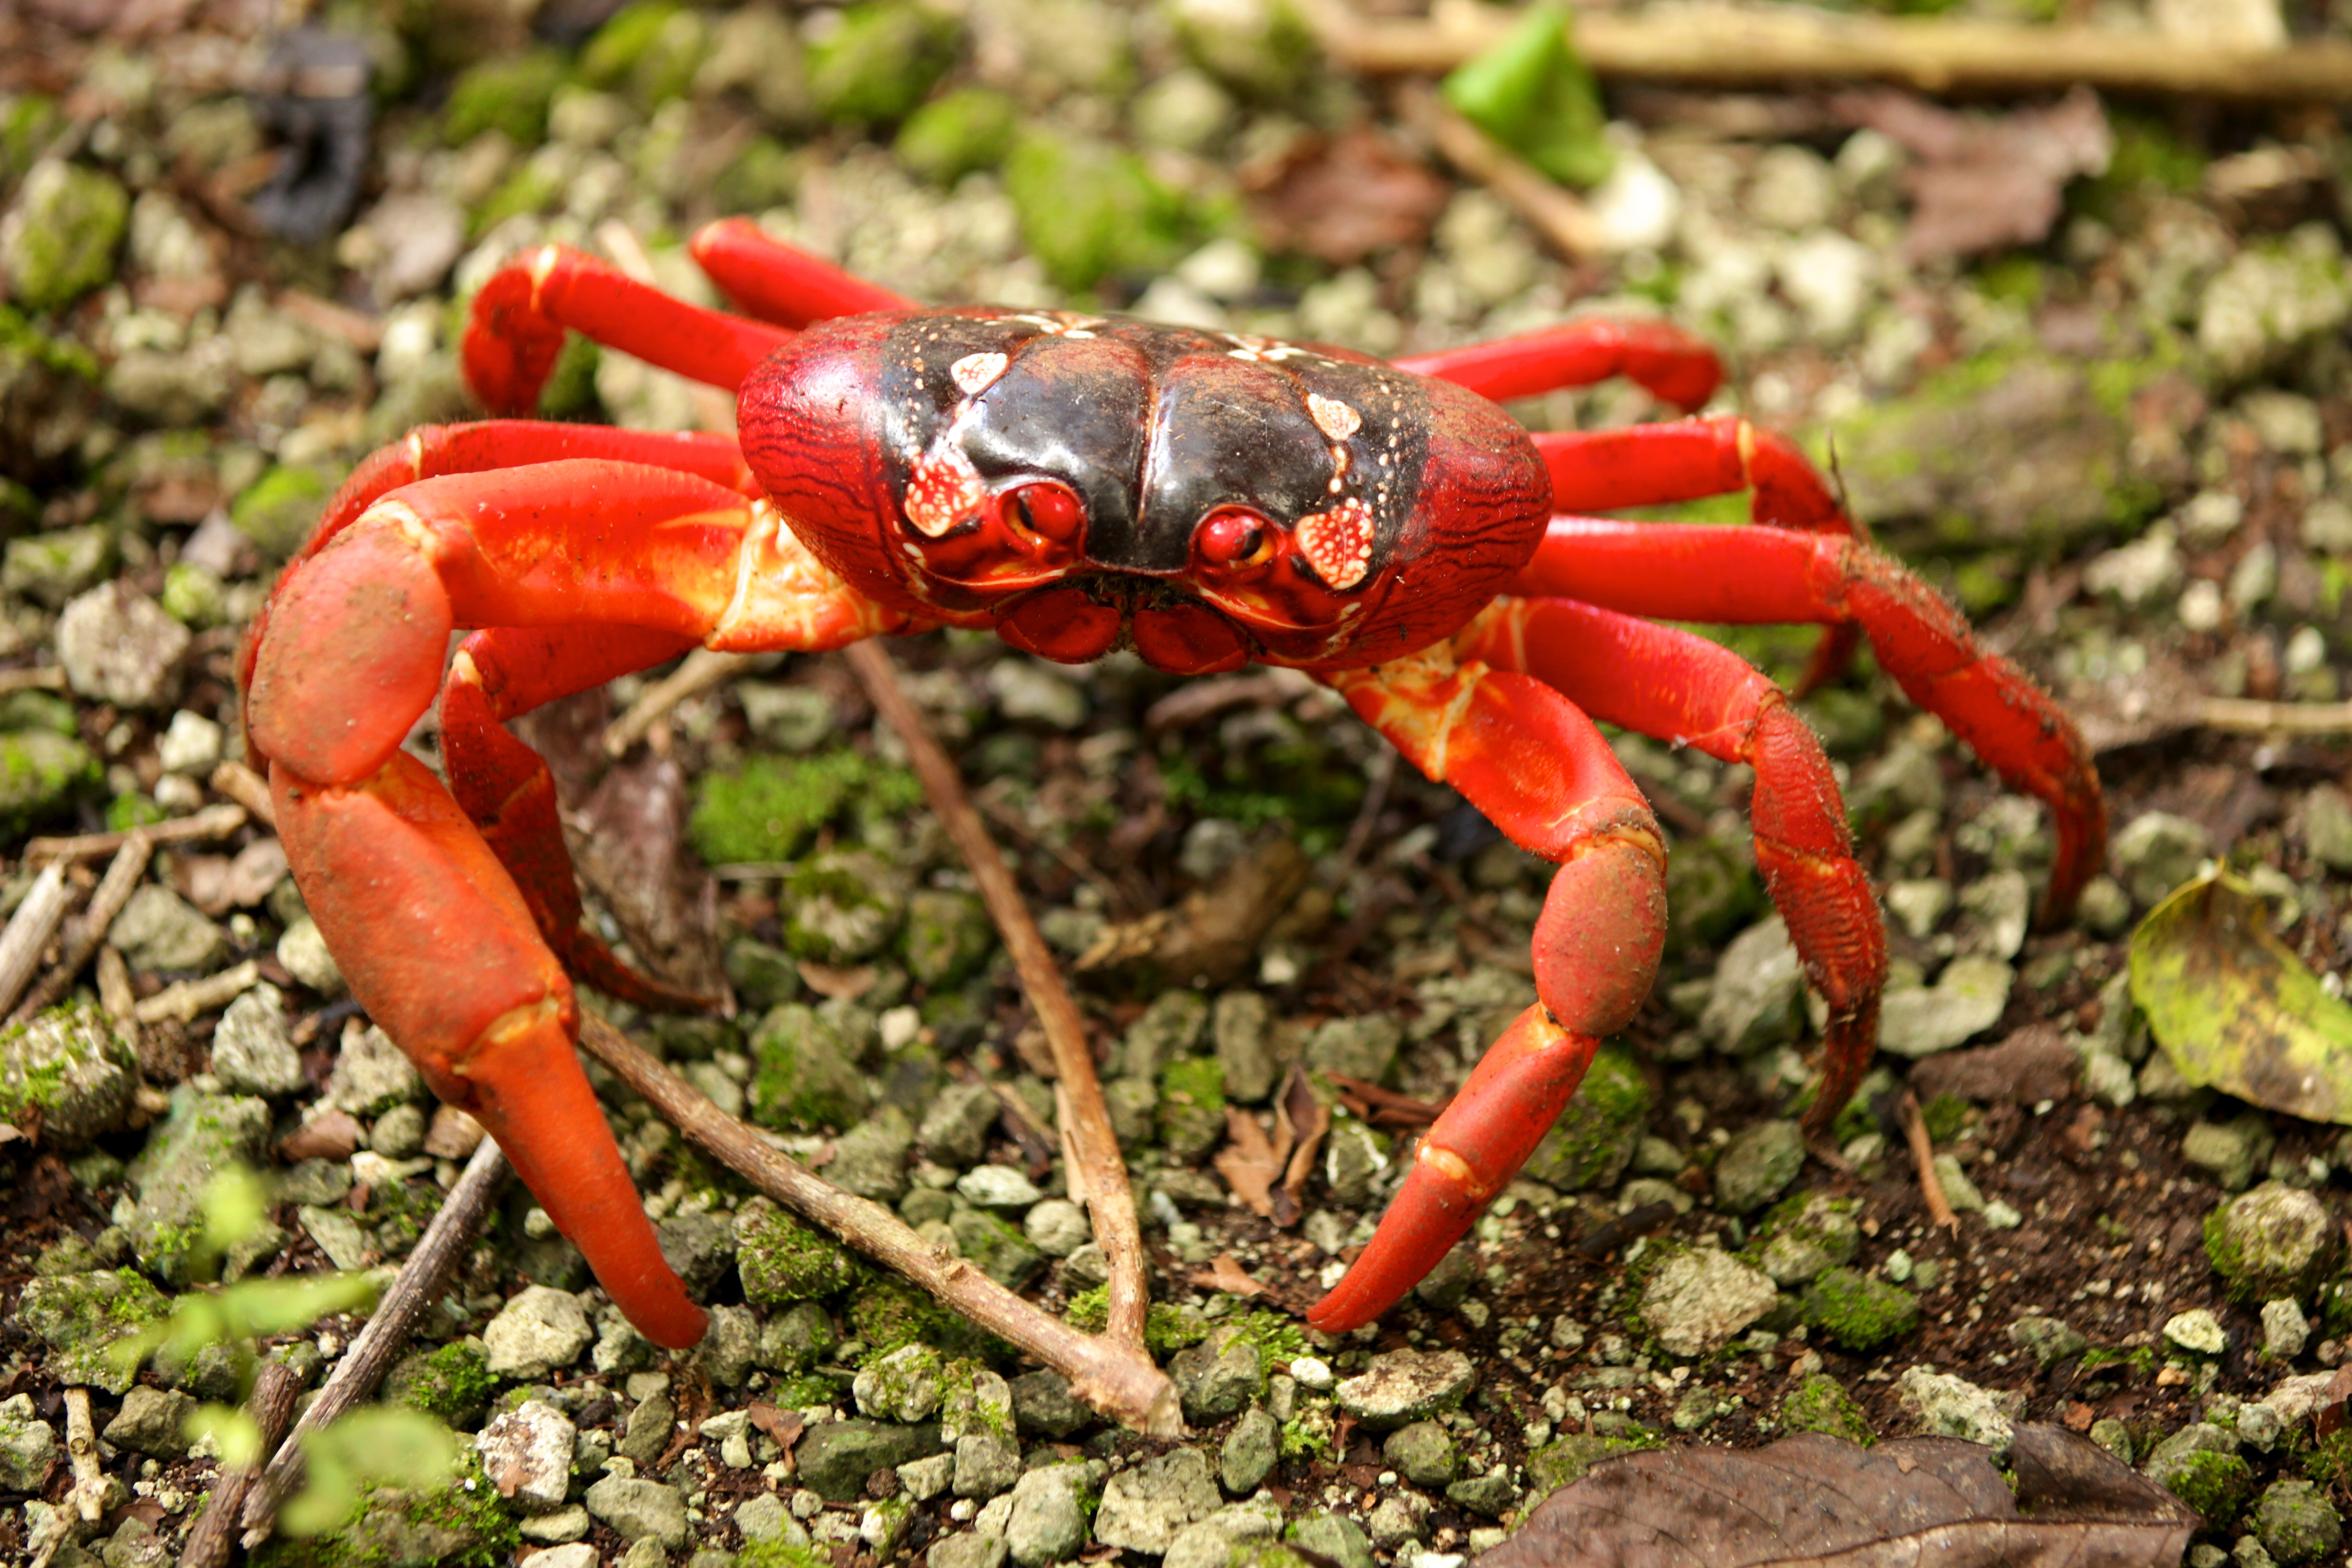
[1335, 1348, 1476, 1430]
[1711, 1120, 1805, 1215]
[102, 1386, 195, 1460]
[2, 1003, 137, 1146]
[1638, 1247, 1779, 1357]
[276, 916, 345, 994]
[2186, 1118, 2280, 1195]
[110, 884, 227, 973]
[986, 659, 1087, 729]
[1007, 1462, 1097, 1566]
[1023, 1198, 1091, 1257]
[2112, 810, 2213, 907]
[1094, 1448, 1219, 1554]
[55, 582, 190, 709]
[1895, 1366, 2021, 1455]
[483, 1285, 595, 1379]
[209, 983, 305, 1098]
[475, 1400, 577, 1513]
[2165, 1308, 2229, 1356]
[1876, 957, 2014, 1058]
[2263, 1299, 2311, 1362]
[957, 1164, 1043, 1209]
[583, 1473, 690, 1550]
[1699, 917, 1803, 1054]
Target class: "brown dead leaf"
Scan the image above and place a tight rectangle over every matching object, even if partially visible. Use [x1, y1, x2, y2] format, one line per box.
[748, 1400, 805, 1472]
[1480, 1424, 2195, 1568]
[573, 751, 724, 998]
[1245, 125, 1451, 268]
[799, 961, 880, 1001]
[1836, 87, 2111, 263]
[421, 1104, 485, 1159]
[278, 1108, 363, 1162]
[1190, 1252, 1268, 1297]
[1279, 1067, 1330, 1228]
[1324, 1073, 1447, 1128]
[1079, 838, 1310, 989]
[1214, 1107, 1286, 1219]
[174, 837, 289, 916]
[1909, 1023, 2079, 1107]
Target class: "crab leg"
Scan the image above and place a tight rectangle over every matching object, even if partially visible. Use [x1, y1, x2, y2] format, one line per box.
[463, 245, 797, 416]
[1458, 598, 1887, 1133]
[1309, 649, 1667, 1332]
[689, 218, 916, 327]
[1532, 418, 1873, 692]
[1516, 518, 2106, 924]
[1394, 318, 1723, 413]
[246, 461, 906, 1345]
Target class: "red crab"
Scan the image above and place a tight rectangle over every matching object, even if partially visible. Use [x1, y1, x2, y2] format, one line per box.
[239, 220, 2106, 1351]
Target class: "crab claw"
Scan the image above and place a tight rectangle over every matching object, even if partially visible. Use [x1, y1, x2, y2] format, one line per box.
[1308, 1005, 1595, 1333]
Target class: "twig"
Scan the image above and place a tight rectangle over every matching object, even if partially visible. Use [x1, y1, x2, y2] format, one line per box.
[210, 762, 277, 828]
[1141, 669, 1314, 734]
[602, 648, 756, 757]
[135, 961, 263, 1025]
[843, 639, 1154, 1355]
[61, 1388, 105, 1523]
[178, 1360, 302, 1568]
[95, 946, 137, 1024]
[1336, 748, 1399, 876]
[0, 666, 66, 695]
[1394, 81, 1601, 259]
[1299, 0, 2352, 101]
[1897, 1089, 1959, 1232]
[241, 1137, 510, 1543]
[11, 833, 155, 1023]
[578, 1013, 1182, 1434]
[0, 863, 76, 1020]
[2198, 696, 2352, 735]
[25, 802, 248, 863]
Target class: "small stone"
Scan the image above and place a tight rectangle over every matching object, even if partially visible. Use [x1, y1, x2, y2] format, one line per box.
[1896, 1366, 2021, 1455]
[324, 1024, 421, 1116]
[826, 1107, 916, 1202]
[797, 1420, 947, 1502]
[1711, 1121, 1805, 1215]
[1321, 1117, 1391, 1207]
[109, 884, 226, 973]
[102, 1386, 195, 1460]
[475, 1400, 576, 1513]
[987, 659, 1088, 729]
[2239, 1403, 2284, 1452]
[1008, 1462, 1097, 1566]
[0, 731, 97, 836]
[1639, 1247, 1779, 1357]
[297, 1204, 369, 1270]
[1289, 1356, 1333, 1391]
[2089, 1418, 2134, 1463]
[937, 1533, 1013, 1568]
[856, 1344, 946, 1423]
[2113, 811, 2213, 907]
[1446, 1472, 1520, 1517]
[898, 1452, 956, 1502]
[126, 1088, 270, 1286]
[1334, 1348, 1475, 1430]
[952, 1205, 1046, 1290]
[957, 1164, 1043, 1209]
[1287, 1514, 1375, 1568]
[1221, 1407, 1280, 1494]
[1876, 957, 2015, 1057]
[1700, 917, 1804, 1054]
[956, 1430, 1022, 1499]
[1755, 1192, 1860, 1286]
[2207, 1182, 2340, 1300]
[1094, 1447, 1220, 1553]
[583, 1473, 690, 1550]
[918, 1081, 1000, 1168]
[155, 710, 223, 776]
[2007, 1314, 2088, 1370]
[276, 916, 344, 994]
[209, 984, 305, 1097]
[0, 1001, 137, 1146]
[483, 1285, 595, 1379]
[1213, 990, 1279, 1103]
[1023, 1198, 1091, 1258]
[0, 159, 129, 310]
[2167, 1308, 2229, 1356]
[2187, 1117, 2284, 1196]
[0, 1397, 58, 1491]
[16, 1271, 167, 1394]
[1171, 1326, 1261, 1425]
[1382, 1420, 1456, 1488]
[2264, 1299, 2311, 1361]
[1010, 1369, 1091, 1440]
[693, 1301, 759, 1388]
[2252, 1478, 2341, 1564]
[1303, 1013, 1404, 1082]
[56, 582, 190, 710]
[736, 1491, 801, 1542]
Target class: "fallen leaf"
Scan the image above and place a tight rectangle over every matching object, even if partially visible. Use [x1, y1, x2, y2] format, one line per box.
[278, 1108, 363, 1162]
[1438, 0, 1613, 189]
[1191, 1253, 1267, 1297]
[1245, 125, 1452, 267]
[798, 961, 879, 1001]
[1837, 87, 2111, 262]
[175, 837, 290, 916]
[2130, 868, 2352, 1124]
[1909, 1023, 2079, 1106]
[1214, 1107, 1286, 1219]
[1279, 1066, 1329, 1227]
[573, 751, 724, 997]
[748, 1400, 805, 1470]
[1079, 838, 1311, 989]
[1480, 1424, 2196, 1568]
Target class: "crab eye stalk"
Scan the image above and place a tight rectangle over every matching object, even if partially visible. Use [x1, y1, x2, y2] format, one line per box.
[1197, 507, 1276, 571]
[1001, 481, 1086, 542]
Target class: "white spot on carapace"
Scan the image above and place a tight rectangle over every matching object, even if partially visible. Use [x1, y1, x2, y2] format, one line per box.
[904, 442, 986, 538]
[1308, 392, 1361, 441]
[950, 351, 1009, 396]
[1296, 495, 1373, 591]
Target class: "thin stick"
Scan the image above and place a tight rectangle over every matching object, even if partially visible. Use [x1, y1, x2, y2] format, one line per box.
[61, 1388, 105, 1523]
[11, 833, 155, 1023]
[241, 1137, 510, 1542]
[135, 961, 262, 1025]
[0, 667, 66, 696]
[1897, 1090, 1959, 1232]
[25, 802, 247, 863]
[602, 647, 756, 757]
[843, 638, 1154, 1355]
[0, 863, 75, 1019]
[1395, 81, 1600, 259]
[577, 1013, 1181, 1434]
[178, 1360, 302, 1568]
[210, 762, 277, 828]
[1300, 0, 2352, 101]
[2199, 696, 2352, 735]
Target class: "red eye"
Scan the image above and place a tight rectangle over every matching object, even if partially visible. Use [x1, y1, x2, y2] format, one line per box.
[1198, 507, 1275, 568]
[1002, 482, 1085, 541]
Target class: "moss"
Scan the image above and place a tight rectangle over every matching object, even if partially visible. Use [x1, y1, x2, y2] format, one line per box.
[393, 1343, 496, 1428]
[467, 161, 564, 241]
[738, 1540, 834, 1568]
[1063, 1287, 1209, 1357]
[0, 301, 100, 379]
[1278, 1399, 1337, 1461]
[895, 87, 1019, 185]
[441, 49, 567, 145]
[1226, 1310, 1307, 1369]
[2159, 1448, 2252, 1528]
[747, 1003, 874, 1130]
[254, 1454, 519, 1568]
[1156, 1055, 1227, 1158]
[1801, 1268, 1919, 1352]
[578, 0, 704, 109]
[1005, 129, 1191, 294]
[1919, 1093, 1969, 1146]
[807, 2, 960, 125]
[1525, 1042, 1649, 1192]
[0, 730, 99, 836]
[848, 1275, 955, 1359]
[690, 749, 916, 865]
[737, 1198, 861, 1307]
[230, 465, 332, 560]
[1525, 1430, 1662, 1497]
[1779, 1373, 1873, 1445]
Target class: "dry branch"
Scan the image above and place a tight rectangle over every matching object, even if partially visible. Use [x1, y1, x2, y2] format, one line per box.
[25, 802, 248, 863]
[578, 1013, 1183, 1434]
[0, 862, 73, 1021]
[177, 1360, 301, 1568]
[842, 638, 1155, 1355]
[1300, 0, 2352, 101]
[602, 647, 756, 757]
[2198, 695, 2352, 735]
[10, 833, 155, 1023]
[240, 1137, 511, 1544]
[209, 761, 278, 827]
[1897, 1090, 1960, 1232]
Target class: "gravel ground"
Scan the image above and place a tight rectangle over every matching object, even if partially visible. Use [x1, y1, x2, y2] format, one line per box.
[4, 0, 2352, 1565]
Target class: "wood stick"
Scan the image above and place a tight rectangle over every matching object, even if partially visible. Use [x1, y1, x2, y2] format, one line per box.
[1300, 0, 2352, 101]
[178, 1360, 302, 1568]
[1395, 81, 1600, 259]
[10, 833, 155, 1023]
[2199, 695, 2352, 734]
[241, 1137, 510, 1543]
[61, 1388, 105, 1523]
[0, 667, 66, 696]
[24, 802, 248, 863]
[602, 647, 755, 757]
[134, 961, 262, 1025]
[843, 639, 1155, 1356]
[0, 863, 74, 1020]
[209, 762, 277, 828]
[577, 1013, 1181, 1434]
[1897, 1090, 1959, 1232]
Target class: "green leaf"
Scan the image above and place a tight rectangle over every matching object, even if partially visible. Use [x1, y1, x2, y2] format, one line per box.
[1439, 1, 1614, 190]
[2129, 867, 2352, 1123]
[281, 1408, 462, 1537]
[187, 1405, 264, 1470]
